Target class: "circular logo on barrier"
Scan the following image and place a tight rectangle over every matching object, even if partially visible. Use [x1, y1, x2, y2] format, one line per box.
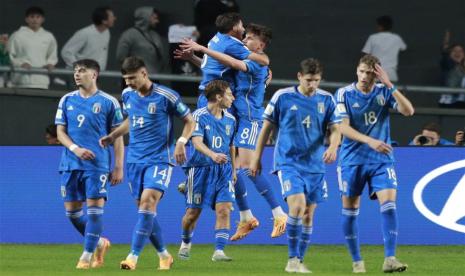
[413, 160, 465, 233]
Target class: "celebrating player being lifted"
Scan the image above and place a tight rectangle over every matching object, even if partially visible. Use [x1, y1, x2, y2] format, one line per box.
[250, 58, 341, 273]
[55, 59, 124, 269]
[335, 54, 414, 273]
[178, 80, 237, 261]
[180, 23, 287, 241]
[99, 56, 195, 271]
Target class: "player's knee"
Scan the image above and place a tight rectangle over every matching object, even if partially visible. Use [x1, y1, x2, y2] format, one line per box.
[215, 206, 231, 220]
[184, 208, 201, 223]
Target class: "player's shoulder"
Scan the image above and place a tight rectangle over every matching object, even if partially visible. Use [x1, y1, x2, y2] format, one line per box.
[58, 90, 79, 107]
[316, 88, 335, 98]
[153, 84, 180, 103]
[192, 107, 209, 120]
[97, 90, 120, 107]
[335, 83, 356, 101]
[270, 86, 296, 103]
[223, 110, 236, 122]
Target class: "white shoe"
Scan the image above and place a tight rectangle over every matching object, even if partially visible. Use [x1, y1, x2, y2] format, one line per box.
[178, 243, 191, 260]
[285, 257, 300, 273]
[353, 260, 366, 273]
[383, 257, 407, 273]
[298, 262, 312, 273]
[211, 250, 232, 262]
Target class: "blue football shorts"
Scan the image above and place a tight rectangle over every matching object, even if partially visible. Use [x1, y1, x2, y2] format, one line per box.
[126, 163, 173, 200]
[277, 170, 328, 204]
[60, 170, 109, 202]
[233, 118, 262, 150]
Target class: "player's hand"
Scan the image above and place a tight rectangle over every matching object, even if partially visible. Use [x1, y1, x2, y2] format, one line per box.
[99, 135, 114, 148]
[210, 152, 228, 164]
[322, 146, 338, 164]
[265, 68, 273, 87]
[179, 38, 203, 52]
[174, 143, 187, 165]
[367, 137, 392, 154]
[232, 170, 237, 184]
[374, 64, 393, 88]
[173, 48, 193, 61]
[73, 147, 96, 160]
[249, 156, 262, 177]
[110, 166, 123, 186]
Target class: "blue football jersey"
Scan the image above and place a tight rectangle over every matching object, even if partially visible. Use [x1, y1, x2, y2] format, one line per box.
[122, 84, 191, 164]
[263, 86, 341, 173]
[198, 32, 251, 91]
[233, 59, 269, 121]
[55, 90, 123, 171]
[335, 83, 398, 165]
[185, 107, 236, 167]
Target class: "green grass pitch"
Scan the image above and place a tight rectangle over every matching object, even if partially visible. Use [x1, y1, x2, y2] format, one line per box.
[1, 244, 464, 275]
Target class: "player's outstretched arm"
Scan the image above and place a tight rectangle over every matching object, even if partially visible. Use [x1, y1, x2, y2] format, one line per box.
[110, 134, 124, 185]
[174, 114, 196, 165]
[192, 136, 228, 164]
[248, 52, 269, 66]
[374, 64, 414, 116]
[250, 120, 275, 176]
[99, 118, 129, 148]
[173, 48, 202, 68]
[56, 125, 96, 160]
[323, 123, 341, 164]
[340, 118, 392, 154]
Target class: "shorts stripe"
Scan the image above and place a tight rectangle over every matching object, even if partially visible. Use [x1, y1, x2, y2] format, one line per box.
[186, 168, 194, 204]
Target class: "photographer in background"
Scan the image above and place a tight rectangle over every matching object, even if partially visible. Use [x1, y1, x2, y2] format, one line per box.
[410, 122, 456, 146]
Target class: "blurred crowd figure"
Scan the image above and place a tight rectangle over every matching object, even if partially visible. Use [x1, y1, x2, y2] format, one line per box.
[7, 6, 58, 89]
[362, 15, 406, 83]
[61, 6, 116, 71]
[45, 124, 60, 145]
[116, 7, 170, 76]
[438, 30, 465, 108]
[410, 122, 464, 146]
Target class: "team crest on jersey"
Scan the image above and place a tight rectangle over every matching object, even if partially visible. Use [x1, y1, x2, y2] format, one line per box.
[148, 102, 157, 114]
[92, 103, 101, 114]
[225, 125, 231, 135]
[318, 102, 325, 114]
[376, 95, 386, 106]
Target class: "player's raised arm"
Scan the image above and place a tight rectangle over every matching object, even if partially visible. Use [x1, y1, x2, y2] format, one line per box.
[374, 64, 414, 117]
[180, 39, 247, 72]
[174, 113, 196, 165]
[173, 48, 202, 68]
[57, 124, 96, 160]
[248, 52, 269, 66]
[250, 120, 275, 177]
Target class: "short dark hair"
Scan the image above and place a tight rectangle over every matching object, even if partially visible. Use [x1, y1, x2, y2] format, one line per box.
[215, 12, 242, 34]
[359, 54, 381, 69]
[422, 122, 441, 135]
[92, 6, 112, 25]
[25, 6, 44, 17]
[73, 59, 100, 74]
[45, 124, 57, 137]
[245, 23, 272, 46]
[376, 15, 393, 31]
[121, 56, 146, 74]
[299, 58, 323, 75]
[205, 80, 230, 101]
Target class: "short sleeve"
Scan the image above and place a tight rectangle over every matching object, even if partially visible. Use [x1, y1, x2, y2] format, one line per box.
[334, 88, 349, 118]
[192, 116, 204, 137]
[121, 90, 130, 116]
[263, 91, 281, 124]
[361, 36, 373, 54]
[244, 59, 262, 75]
[169, 97, 190, 118]
[328, 95, 342, 124]
[109, 100, 124, 128]
[55, 96, 68, 125]
[386, 88, 398, 110]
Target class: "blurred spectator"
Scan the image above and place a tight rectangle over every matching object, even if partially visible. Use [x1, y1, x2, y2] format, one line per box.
[455, 130, 464, 146]
[438, 30, 465, 108]
[409, 122, 455, 146]
[0, 33, 10, 87]
[194, 0, 239, 47]
[61, 6, 116, 70]
[45, 124, 60, 145]
[7, 6, 58, 89]
[116, 7, 169, 75]
[362, 15, 406, 82]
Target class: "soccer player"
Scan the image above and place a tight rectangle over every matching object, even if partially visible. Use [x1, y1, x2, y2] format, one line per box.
[174, 12, 269, 108]
[250, 58, 341, 273]
[335, 54, 414, 273]
[180, 23, 287, 241]
[99, 56, 195, 270]
[55, 59, 124, 269]
[178, 80, 237, 261]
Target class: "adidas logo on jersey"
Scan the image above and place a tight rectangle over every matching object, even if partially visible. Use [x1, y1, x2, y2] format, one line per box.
[125, 103, 131, 109]
[67, 105, 74, 110]
[156, 180, 164, 185]
[352, 102, 360, 108]
[290, 105, 298, 110]
[205, 125, 211, 130]
[240, 140, 246, 144]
